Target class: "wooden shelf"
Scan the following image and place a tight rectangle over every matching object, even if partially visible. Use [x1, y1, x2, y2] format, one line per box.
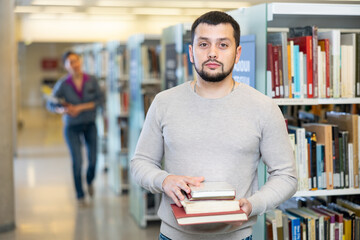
[294, 188, 360, 197]
[273, 98, 360, 106]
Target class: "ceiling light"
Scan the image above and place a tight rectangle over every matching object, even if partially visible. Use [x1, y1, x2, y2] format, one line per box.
[89, 15, 136, 21]
[87, 7, 130, 15]
[14, 6, 42, 13]
[32, 0, 83, 6]
[28, 13, 58, 20]
[132, 8, 182, 16]
[97, 0, 143, 7]
[43, 7, 76, 14]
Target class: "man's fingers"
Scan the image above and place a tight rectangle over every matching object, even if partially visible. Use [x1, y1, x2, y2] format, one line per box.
[168, 191, 182, 207]
[184, 176, 204, 187]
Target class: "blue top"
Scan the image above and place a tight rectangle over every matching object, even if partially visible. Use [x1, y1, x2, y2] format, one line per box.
[47, 74, 104, 126]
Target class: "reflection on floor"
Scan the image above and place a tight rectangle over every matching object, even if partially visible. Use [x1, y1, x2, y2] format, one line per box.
[1, 108, 160, 240]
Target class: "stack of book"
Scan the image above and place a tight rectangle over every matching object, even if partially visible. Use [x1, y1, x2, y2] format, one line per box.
[171, 181, 248, 225]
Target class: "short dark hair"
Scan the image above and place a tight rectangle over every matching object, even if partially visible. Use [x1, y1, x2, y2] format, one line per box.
[62, 50, 78, 64]
[191, 11, 241, 47]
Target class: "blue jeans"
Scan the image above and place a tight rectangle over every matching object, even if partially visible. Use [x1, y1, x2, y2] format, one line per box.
[64, 122, 98, 199]
[159, 233, 252, 240]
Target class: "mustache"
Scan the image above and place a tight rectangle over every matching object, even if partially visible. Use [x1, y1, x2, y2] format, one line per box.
[202, 59, 223, 66]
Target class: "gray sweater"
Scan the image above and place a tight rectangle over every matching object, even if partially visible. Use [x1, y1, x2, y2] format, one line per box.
[130, 81, 297, 239]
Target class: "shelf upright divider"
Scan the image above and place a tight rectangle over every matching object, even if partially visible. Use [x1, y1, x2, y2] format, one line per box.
[128, 34, 161, 227]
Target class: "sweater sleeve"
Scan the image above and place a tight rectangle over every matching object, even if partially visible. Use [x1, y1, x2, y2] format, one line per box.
[46, 80, 64, 113]
[129, 96, 169, 193]
[247, 101, 298, 217]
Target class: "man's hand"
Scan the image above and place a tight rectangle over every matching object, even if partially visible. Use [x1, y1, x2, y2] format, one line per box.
[66, 104, 82, 117]
[162, 175, 204, 207]
[227, 198, 252, 227]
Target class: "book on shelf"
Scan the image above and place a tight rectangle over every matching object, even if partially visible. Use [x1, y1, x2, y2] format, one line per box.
[306, 131, 318, 190]
[284, 212, 301, 240]
[327, 202, 356, 240]
[289, 25, 318, 98]
[187, 181, 236, 200]
[356, 33, 360, 97]
[170, 204, 247, 226]
[268, 32, 289, 98]
[282, 213, 290, 240]
[267, 209, 285, 240]
[316, 144, 326, 190]
[286, 208, 315, 240]
[311, 207, 336, 240]
[302, 123, 334, 190]
[180, 195, 240, 215]
[318, 39, 330, 98]
[268, 43, 277, 98]
[266, 211, 279, 240]
[318, 30, 341, 98]
[340, 33, 356, 99]
[326, 111, 359, 189]
[317, 205, 344, 240]
[339, 131, 349, 188]
[288, 126, 308, 191]
[288, 35, 313, 98]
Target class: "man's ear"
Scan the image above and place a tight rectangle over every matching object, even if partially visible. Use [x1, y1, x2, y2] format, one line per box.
[188, 44, 194, 63]
[234, 45, 242, 64]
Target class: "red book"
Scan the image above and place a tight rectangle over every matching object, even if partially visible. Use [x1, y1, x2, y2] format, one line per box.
[273, 45, 281, 98]
[318, 39, 330, 98]
[267, 43, 276, 98]
[171, 204, 247, 226]
[288, 36, 314, 98]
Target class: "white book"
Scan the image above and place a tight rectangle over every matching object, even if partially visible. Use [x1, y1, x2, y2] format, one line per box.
[266, 212, 278, 240]
[180, 195, 240, 214]
[188, 181, 236, 200]
[341, 33, 356, 98]
[318, 30, 341, 98]
[349, 143, 354, 188]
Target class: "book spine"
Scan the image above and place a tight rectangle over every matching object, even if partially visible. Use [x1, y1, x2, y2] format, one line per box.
[312, 26, 319, 98]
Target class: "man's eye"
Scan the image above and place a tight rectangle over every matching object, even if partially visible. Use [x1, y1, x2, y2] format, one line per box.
[199, 43, 208, 47]
[220, 43, 228, 48]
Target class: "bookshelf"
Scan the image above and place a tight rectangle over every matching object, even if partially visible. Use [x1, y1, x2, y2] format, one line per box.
[105, 41, 129, 194]
[228, 3, 360, 240]
[160, 23, 193, 90]
[127, 34, 162, 227]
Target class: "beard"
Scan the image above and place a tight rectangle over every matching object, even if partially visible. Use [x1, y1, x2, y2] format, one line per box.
[194, 59, 234, 82]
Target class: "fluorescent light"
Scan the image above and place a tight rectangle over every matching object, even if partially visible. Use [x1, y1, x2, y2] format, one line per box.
[182, 8, 219, 16]
[28, 13, 58, 20]
[205, 2, 251, 9]
[14, 6, 42, 13]
[97, 0, 143, 7]
[87, 7, 130, 15]
[43, 7, 76, 14]
[59, 13, 86, 20]
[32, 0, 83, 6]
[149, 1, 206, 8]
[132, 8, 182, 16]
[88, 15, 136, 21]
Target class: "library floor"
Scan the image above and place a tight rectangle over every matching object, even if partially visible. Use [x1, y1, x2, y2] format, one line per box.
[0, 107, 161, 240]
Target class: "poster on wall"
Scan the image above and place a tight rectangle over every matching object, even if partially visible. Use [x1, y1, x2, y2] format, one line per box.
[232, 35, 256, 88]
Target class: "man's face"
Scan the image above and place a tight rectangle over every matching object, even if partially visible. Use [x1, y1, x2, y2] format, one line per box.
[64, 54, 82, 75]
[189, 23, 241, 82]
